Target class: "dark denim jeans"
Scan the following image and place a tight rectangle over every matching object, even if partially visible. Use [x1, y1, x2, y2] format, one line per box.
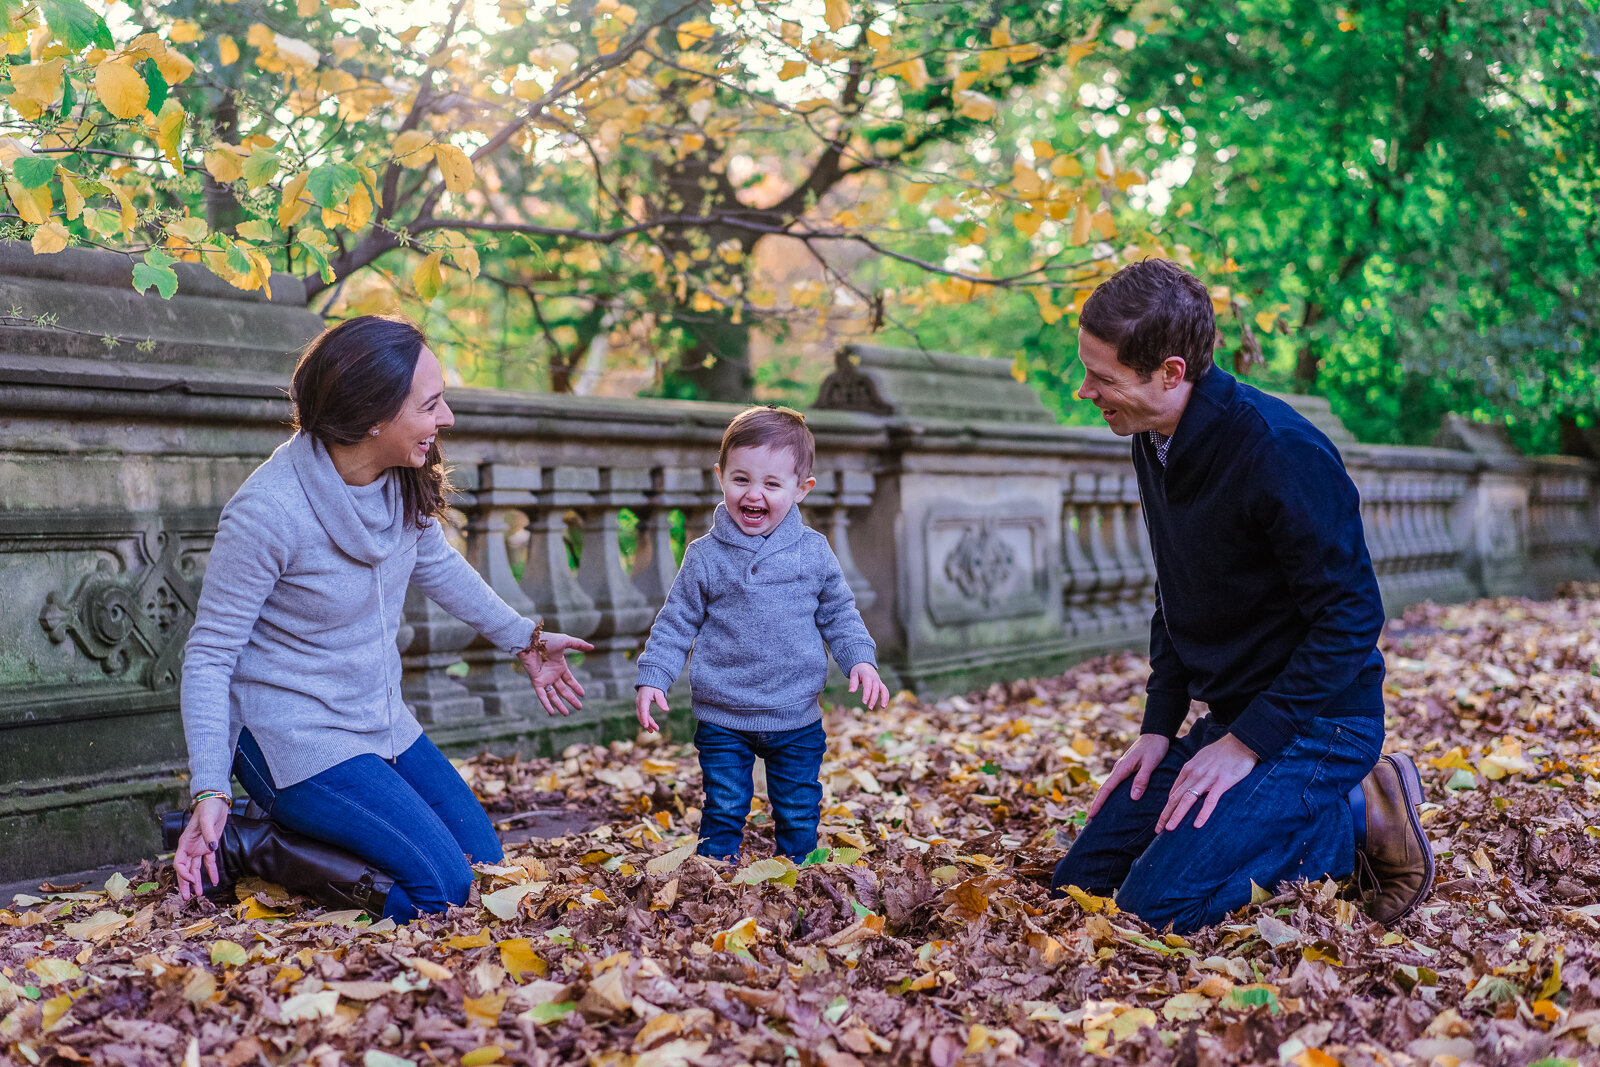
[233, 729, 503, 923]
[694, 718, 826, 863]
[1052, 711, 1384, 934]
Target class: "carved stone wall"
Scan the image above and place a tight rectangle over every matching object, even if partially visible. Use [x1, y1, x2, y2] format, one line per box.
[1, 242, 1597, 878]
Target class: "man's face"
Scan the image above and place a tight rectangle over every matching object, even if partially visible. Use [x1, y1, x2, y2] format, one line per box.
[1075, 329, 1178, 437]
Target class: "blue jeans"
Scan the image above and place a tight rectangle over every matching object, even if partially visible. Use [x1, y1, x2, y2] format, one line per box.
[233, 729, 503, 923]
[1052, 710, 1384, 934]
[694, 719, 826, 863]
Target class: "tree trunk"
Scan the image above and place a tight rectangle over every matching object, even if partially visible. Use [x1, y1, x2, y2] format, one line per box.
[664, 309, 753, 400]
[1294, 301, 1325, 391]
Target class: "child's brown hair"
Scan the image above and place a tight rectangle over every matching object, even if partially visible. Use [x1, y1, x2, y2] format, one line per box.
[718, 405, 815, 481]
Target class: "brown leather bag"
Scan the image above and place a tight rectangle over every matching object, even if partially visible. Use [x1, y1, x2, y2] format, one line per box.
[162, 807, 393, 916]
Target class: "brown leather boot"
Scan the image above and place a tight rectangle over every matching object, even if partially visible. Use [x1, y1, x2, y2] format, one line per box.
[1350, 753, 1434, 924]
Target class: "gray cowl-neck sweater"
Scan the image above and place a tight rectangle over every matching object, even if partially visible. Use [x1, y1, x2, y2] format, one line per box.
[180, 432, 536, 796]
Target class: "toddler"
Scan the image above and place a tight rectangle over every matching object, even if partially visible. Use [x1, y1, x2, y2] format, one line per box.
[634, 405, 889, 862]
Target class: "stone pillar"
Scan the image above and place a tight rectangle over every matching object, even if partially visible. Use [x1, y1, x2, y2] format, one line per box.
[458, 464, 541, 719]
[575, 468, 657, 700]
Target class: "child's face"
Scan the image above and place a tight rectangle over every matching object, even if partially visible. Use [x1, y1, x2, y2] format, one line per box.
[715, 443, 817, 536]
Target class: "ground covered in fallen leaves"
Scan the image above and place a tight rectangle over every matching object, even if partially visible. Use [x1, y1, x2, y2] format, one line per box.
[6, 592, 1600, 1067]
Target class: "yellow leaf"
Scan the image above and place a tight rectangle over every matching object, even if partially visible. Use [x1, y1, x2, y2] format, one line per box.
[1095, 144, 1115, 180]
[1064, 884, 1118, 914]
[1051, 154, 1083, 178]
[1091, 205, 1116, 240]
[461, 1048, 504, 1067]
[392, 129, 435, 169]
[168, 215, 208, 243]
[1031, 139, 1056, 160]
[497, 939, 547, 980]
[28, 957, 81, 985]
[32, 219, 69, 254]
[405, 958, 453, 982]
[463, 992, 507, 1029]
[1111, 1007, 1157, 1041]
[824, 0, 850, 32]
[1012, 211, 1043, 237]
[953, 90, 995, 122]
[433, 143, 474, 194]
[10, 58, 66, 115]
[298, 0, 321, 15]
[96, 61, 150, 120]
[210, 940, 249, 967]
[645, 838, 698, 876]
[155, 99, 186, 169]
[155, 48, 195, 85]
[443, 931, 492, 950]
[60, 173, 83, 221]
[5, 177, 50, 225]
[341, 180, 373, 230]
[206, 148, 244, 184]
[777, 59, 807, 81]
[675, 19, 715, 50]
[414, 250, 444, 301]
[1426, 747, 1475, 773]
[1289, 1050, 1342, 1067]
[169, 19, 202, 43]
[279, 170, 311, 227]
[219, 36, 240, 66]
[1114, 168, 1147, 191]
[236, 897, 289, 921]
[1070, 203, 1091, 246]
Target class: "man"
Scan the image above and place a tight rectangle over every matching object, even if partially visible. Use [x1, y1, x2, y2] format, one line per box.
[1053, 259, 1432, 933]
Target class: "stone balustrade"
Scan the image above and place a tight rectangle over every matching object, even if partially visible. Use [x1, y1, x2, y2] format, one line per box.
[1, 246, 1597, 878]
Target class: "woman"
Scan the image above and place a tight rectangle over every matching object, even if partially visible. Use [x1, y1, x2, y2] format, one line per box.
[174, 315, 591, 921]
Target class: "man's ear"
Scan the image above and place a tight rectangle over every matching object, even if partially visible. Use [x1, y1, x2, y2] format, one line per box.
[795, 475, 818, 501]
[1162, 356, 1188, 389]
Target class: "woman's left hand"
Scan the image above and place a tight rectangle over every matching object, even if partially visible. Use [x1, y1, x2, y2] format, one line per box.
[519, 631, 594, 717]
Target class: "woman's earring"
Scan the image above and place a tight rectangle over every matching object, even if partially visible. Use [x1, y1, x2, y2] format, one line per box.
[369, 428, 379, 437]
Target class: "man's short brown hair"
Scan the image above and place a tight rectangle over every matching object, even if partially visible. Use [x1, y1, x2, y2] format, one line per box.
[1079, 258, 1216, 382]
[718, 405, 815, 481]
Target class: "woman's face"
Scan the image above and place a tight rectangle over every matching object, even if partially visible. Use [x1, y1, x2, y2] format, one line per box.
[374, 346, 453, 468]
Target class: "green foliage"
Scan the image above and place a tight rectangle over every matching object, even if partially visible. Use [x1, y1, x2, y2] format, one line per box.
[1099, 0, 1600, 450]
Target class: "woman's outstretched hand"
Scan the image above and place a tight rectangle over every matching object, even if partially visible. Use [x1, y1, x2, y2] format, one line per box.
[520, 631, 594, 717]
[173, 797, 230, 900]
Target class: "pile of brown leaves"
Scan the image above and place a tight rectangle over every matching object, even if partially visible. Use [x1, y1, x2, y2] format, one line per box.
[5, 592, 1600, 1067]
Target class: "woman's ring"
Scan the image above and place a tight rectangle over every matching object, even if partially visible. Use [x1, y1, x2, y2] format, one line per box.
[1186, 788, 1201, 797]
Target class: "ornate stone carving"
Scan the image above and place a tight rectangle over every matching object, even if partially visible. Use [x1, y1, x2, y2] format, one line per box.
[943, 524, 1016, 606]
[924, 508, 1049, 626]
[814, 354, 894, 415]
[38, 525, 200, 690]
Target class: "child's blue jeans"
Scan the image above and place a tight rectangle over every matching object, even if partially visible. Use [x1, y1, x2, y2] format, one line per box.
[232, 728, 503, 923]
[694, 718, 826, 863]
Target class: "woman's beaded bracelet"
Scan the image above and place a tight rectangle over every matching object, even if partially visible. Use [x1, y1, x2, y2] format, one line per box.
[191, 790, 231, 809]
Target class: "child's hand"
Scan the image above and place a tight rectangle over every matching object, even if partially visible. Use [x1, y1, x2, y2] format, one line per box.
[636, 686, 668, 733]
[848, 663, 890, 711]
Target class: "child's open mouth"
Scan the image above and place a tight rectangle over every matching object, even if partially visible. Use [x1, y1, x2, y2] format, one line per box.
[739, 505, 768, 525]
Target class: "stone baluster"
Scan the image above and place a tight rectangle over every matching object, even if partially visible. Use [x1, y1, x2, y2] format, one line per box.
[1426, 479, 1459, 573]
[1400, 478, 1429, 581]
[458, 464, 541, 719]
[519, 468, 602, 679]
[812, 469, 878, 611]
[1086, 473, 1128, 631]
[1062, 473, 1099, 638]
[400, 506, 486, 726]
[1109, 473, 1149, 631]
[1357, 476, 1390, 576]
[575, 468, 657, 700]
[634, 467, 705, 606]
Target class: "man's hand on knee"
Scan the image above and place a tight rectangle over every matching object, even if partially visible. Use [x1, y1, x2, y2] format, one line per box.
[1158, 733, 1259, 832]
[1089, 733, 1170, 819]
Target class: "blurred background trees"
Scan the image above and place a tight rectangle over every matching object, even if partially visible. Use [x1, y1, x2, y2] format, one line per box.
[4, 0, 1597, 449]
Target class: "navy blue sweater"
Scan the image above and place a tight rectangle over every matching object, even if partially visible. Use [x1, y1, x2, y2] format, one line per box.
[1135, 367, 1386, 760]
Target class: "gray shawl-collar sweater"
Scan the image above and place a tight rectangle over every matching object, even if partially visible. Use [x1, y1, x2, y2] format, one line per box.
[180, 432, 536, 796]
[634, 502, 877, 732]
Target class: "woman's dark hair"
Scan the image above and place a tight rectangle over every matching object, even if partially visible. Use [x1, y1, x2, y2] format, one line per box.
[1079, 258, 1216, 382]
[290, 315, 451, 527]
